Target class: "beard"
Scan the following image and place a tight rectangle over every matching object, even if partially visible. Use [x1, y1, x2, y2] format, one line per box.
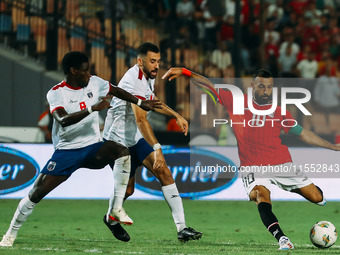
[144, 68, 158, 79]
[254, 93, 272, 104]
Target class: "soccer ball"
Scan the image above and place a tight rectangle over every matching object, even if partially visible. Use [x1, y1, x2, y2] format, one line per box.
[310, 221, 338, 248]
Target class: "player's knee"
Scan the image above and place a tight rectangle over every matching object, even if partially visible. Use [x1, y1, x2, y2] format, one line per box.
[156, 167, 174, 184]
[249, 185, 270, 203]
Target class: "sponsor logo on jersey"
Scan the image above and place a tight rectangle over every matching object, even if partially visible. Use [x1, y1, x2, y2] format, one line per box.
[135, 147, 238, 198]
[0, 147, 40, 195]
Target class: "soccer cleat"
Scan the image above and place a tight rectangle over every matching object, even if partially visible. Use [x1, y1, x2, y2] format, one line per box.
[103, 215, 130, 242]
[177, 227, 202, 242]
[278, 236, 294, 250]
[109, 208, 133, 225]
[0, 234, 16, 247]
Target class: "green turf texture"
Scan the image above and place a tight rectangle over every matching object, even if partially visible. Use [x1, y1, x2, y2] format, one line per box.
[0, 199, 339, 254]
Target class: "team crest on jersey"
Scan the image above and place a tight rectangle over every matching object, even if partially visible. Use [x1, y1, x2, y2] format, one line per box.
[87, 92, 93, 98]
[47, 161, 56, 171]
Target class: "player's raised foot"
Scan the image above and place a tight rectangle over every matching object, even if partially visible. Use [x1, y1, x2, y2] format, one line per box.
[177, 227, 202, 242]
[103, 215, 130, 242]
[278, 236, 294, 250]
[109, 208, 133, 225]
[0, 234, 16, 247]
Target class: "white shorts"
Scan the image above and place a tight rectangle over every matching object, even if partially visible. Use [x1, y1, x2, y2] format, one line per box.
[240, 163, 313, 197]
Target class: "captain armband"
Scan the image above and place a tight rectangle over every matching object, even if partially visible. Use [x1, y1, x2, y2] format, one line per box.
[288, 124, 303, 136]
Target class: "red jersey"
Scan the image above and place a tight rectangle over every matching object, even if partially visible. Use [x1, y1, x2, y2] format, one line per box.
[219, 90, 294, 166]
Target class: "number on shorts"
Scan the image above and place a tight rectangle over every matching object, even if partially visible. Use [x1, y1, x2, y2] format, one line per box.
[242, 173, 255, 188]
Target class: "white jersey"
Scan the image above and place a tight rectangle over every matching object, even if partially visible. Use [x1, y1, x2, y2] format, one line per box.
[47, 76, 111, 150]
[103, 64, 155, 147]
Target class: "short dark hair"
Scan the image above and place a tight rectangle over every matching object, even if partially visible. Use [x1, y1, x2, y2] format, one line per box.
[252, 69, 273, 80]
[137, 42, 160, 58]
[62, 51, 89, 75]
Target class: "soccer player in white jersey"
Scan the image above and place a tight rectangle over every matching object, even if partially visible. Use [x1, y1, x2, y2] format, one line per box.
[103, 42, 202, 242]
[0, 51, 161, 247]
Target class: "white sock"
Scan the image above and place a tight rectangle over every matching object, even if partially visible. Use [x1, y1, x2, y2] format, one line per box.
[6, 196, 37, 237]
[106, 155, 130, 223]
[162, 183, 186, 232]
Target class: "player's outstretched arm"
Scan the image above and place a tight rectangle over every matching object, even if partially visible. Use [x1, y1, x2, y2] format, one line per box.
[153, 97, 188, 136]
[109, 85, 162, 111]
[162, 67, 213, 85]
[52, 95, 113, 127]
[299, 129, 340, 151]
[131, 104, 166, 170]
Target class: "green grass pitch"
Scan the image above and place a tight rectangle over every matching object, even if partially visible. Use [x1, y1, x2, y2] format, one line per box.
[0, 199, 339, 254]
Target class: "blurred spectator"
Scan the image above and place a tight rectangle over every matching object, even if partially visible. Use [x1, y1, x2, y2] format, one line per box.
[176, 0, 195, 22]
[201, 0, 220, 51]
[289, 0, 309, 16]
[176, 0, 197, 42]
[297, 44, 312, 62]
[297, 52, 318, 79]
[38, 102, 53, 143]
[278, 43, 297, 77]
[314, 64, 340, 127]
[265, 34, 279, 60]
[223, 0, 235, 21]
[210, 41, 232, 70]
[304, 1, 322, 26]
[318, 56, 337, 76]
[279, 33, 300, 57]
[264, 17, 280, 45]
[267, 0, 284, 21]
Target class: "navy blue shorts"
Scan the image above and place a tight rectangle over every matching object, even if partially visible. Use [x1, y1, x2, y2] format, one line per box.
[41, 142, 104, 176]
[129, 138, 154, 177]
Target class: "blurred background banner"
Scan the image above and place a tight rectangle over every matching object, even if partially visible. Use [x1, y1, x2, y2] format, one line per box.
[0, 143, 339, 200]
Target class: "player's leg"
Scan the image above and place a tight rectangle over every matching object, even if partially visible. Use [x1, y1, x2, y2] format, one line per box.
[142, 148, 202, 242]
[0, 173, 68, 247]
[291, 183, 326, 205]
[249, 185, 294, 250]
[242, 168, 294, 250]
[103, 172, 136, 242]
[83, 141, 132, 224]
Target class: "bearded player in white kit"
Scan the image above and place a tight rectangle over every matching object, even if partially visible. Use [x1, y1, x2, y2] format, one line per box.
[0, 51, 161, 247]
[103, 42, 202, 242]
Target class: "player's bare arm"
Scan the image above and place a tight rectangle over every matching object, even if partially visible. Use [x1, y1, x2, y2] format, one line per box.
[153, 96, 188, 136]
[52, 95, 113, 127]
[131, 103, 166, 170]
[109, 85, 162, 111]
[162, 67, 213, 85]
[298, 129, 340, 151]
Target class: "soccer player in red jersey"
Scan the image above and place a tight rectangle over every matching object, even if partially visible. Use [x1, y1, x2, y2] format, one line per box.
[162, 68, 340, 250]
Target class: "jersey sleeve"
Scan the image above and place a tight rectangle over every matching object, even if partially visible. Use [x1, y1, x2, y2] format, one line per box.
[281, 109, 298, 133]
[119, 73, 146, 99]
[47, 89, 64, 113]
[92, 75, 111, 97]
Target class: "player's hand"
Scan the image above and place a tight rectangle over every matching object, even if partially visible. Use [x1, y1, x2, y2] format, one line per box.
[92, 95, 113, 111]
[153, 149, 166, 171]
[140, 100, 162, 111]
[162, 67, 185, 81]
[176, 116, 188, 136]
